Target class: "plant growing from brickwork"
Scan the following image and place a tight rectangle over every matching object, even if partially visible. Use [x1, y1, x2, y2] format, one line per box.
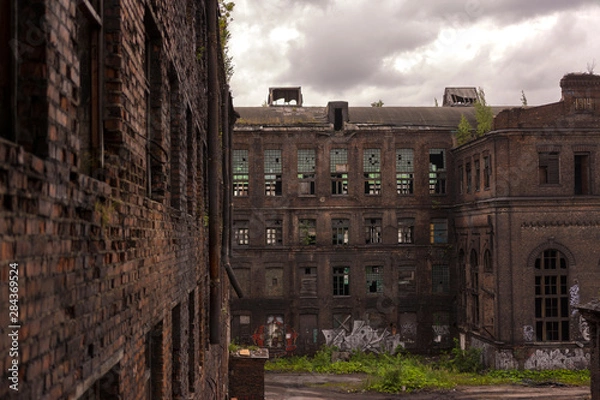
[219, 1, 235, 82]
[456, 114, 473, 146]
[474, 87, 493, 136]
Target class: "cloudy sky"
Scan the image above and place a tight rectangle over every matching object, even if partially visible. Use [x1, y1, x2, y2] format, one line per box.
[228, 0, 600, 107]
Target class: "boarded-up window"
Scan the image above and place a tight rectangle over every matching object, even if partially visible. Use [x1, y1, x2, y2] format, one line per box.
[539, 152, 559, 184]
[299, 267, 317, 297]
[265, 268, 283, 297]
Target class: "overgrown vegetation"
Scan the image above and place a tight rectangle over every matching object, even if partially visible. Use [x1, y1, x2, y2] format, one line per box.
[219, 1, 235, 82]
[265, 345, 590, 394]
[455, 87, 494, 146]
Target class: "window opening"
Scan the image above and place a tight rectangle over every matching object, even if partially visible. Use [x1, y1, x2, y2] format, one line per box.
[535, 249, 569, 341]
[300, 267, 317, 297]
[265, 220, 283, 246]
[483, 155, 491, 189]
[430, 219, 448, 244]
[398, 218, 414, 244]
[364, 149, 381, 195]
[465, 162, 472, 193]
[233, 149, 249, 196]
[429, 149, 446, 194]
[474, 159, 480, 192]
[333, 267, 350, 296]
[299, 219, 316, 245]
[233, 220, 249, 245]
[396, 149, 414, 194]
[574, 154, 590, 195]
[332, 218, 349, 245]
[432, 264, 449, 293]
[365, 218, 382, 244]
[334, 108, 343, 131]
[330, 149, 348, 195]
[470, 250, 480, 327]
[539, 152, 559, 185]
[264, 149, 282, 196]
[297, 149, 316, 195]
[366, 266, 383, 293]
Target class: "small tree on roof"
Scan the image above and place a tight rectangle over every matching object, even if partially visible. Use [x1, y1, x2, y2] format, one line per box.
[474, 87, 493, 136]
[456, 114, 473, 146]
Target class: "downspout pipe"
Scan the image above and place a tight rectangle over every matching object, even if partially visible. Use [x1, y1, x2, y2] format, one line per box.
[207, 0, 221, 345]
[222, 87, 243, 298]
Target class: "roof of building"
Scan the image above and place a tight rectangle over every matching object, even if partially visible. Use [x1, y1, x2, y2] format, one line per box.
[235, 105, 509, 129]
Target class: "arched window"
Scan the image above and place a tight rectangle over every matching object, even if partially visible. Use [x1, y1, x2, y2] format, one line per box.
[483, 249, 492, 273]
[469, 249, 479, 327]
[535, 249, 569, 341]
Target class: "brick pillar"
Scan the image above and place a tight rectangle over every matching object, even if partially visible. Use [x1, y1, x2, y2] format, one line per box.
[228, 349, 269, 400]
[578, 299, 600, 400]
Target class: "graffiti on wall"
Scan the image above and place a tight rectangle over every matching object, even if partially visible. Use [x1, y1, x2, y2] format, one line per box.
[322, 320, 404, 354]
[523, 325, 534, 342]
[570, 282, 580, 316]
[252, 316, 298, 355]
[523, 348, 590, 370]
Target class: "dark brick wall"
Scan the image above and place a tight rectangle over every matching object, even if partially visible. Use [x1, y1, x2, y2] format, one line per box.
[0, 0, 231, 399]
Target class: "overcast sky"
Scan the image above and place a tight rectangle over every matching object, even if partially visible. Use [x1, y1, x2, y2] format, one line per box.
[228, 0, 600, 107]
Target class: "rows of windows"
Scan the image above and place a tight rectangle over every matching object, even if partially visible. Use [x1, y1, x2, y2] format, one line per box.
[236, 264, 448, 298]
[232, 147, 448, 197]
[458, 154, 492, 194]
[233, 218, 448, 246]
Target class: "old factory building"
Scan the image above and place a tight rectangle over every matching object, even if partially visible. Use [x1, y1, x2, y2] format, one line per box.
[1, 0, 235, 399]
[231, 75, 600, 369]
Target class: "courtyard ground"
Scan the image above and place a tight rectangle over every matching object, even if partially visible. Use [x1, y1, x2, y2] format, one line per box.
[265, 372, 591, 400]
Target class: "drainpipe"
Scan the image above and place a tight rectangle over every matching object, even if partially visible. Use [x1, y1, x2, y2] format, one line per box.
[207, 0, 221, 345]
[222, 88, 243, 298]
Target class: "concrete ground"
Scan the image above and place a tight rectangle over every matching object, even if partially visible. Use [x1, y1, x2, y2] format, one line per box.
[265, 372, 592, 400]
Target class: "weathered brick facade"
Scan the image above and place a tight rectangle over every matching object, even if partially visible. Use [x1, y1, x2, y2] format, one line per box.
[1, 0, 234, 399]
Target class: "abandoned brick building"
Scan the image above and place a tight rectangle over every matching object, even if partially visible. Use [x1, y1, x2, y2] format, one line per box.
[1, 0, 235, 399]
[230, 75, 600, 369]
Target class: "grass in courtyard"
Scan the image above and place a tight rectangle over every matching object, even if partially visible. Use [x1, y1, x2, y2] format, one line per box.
[264, 345, 590, 393]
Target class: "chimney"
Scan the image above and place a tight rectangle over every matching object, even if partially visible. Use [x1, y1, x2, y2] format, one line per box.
[326, 101, 348, 131]
[560, 73, 600, 113]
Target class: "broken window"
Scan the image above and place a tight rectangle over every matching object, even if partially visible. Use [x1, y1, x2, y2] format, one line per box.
[483, 155, 491, 189]
[330, 149, 348, 195]
[364, 148, 381, 195]
[535, 249, 569, 341]
[396, 149, 414, 194]
[333, 267, 350, 296]
[265, 149, 282, 196]
[366, 266, 383, 293]
[430, 219, 448, 244]
[332, 218, 349, 245]
[538, 152, 559, 185]
[233, 149, 249, 196]
[299, 267, 317, 298]
[398, 267, 416, 292]
[432, 264, 449, 293]
[574, 153, 590, 195]
[429, 149, 446, 194]
[365, 218, 382, 244]
[265, 268, 283, 297]
[397, 218, 414, 244]
[298, 149, 316, 195]
[474, 159, 480, 192]
[299, 219, 316, 245]
[77, 0, 103, 176]
[233, 220, 249, 246]
[265, 220, 283, 246]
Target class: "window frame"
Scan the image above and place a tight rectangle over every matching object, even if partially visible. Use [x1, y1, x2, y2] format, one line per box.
[332, 266, 350, 296]
[363, 148, 381, 195]
[396, 148, 414, 195]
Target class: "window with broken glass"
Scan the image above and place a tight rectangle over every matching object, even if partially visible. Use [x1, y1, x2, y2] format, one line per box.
[483, 155, 491, 189]
[364, 148, 381, 195]
[299, 219, 316, 245]
[364, 218, 382, 244]
[330, 149, 348, 195]
[397, 218, 414, 244]
[396, 149, 414, 194]
[430, 219, 448, 244]
[366, 266, 383, 293]
[429, 149, 446, 194]
[332, 219, 349, 245]
[233, 221, 249, 246]
[535, 249, 569, 341]
[233, 149, 249, 196]
[333, 267, 350, 296]
[264, 149, 282, 196]
[298, 149, 316, 195]
[432, 264, 449, 293]
[265, 220, 283, 246]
